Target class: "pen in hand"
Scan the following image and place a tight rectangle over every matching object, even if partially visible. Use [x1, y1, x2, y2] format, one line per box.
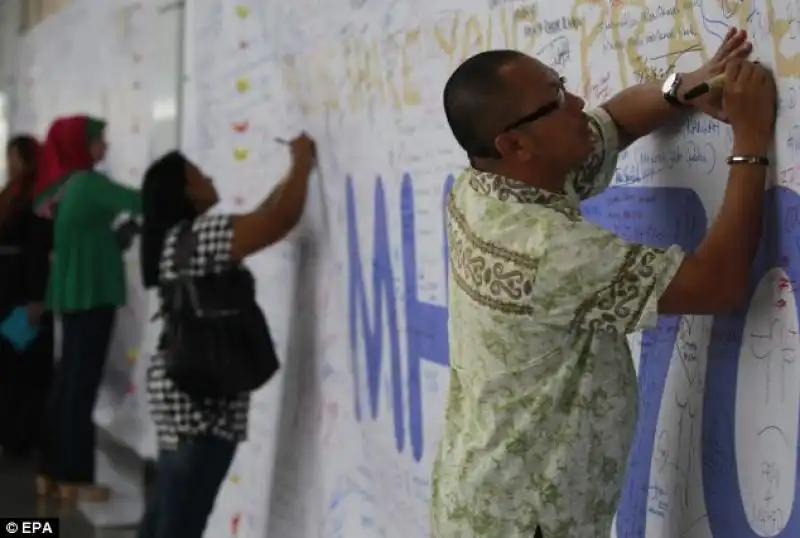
[683, 73, 727, 101]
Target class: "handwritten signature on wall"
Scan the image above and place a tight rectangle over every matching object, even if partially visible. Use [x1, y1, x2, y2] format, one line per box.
[276, 0, 800, 117]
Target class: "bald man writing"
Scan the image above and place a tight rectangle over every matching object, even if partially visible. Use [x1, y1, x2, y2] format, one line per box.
[431, 29, 777, 538]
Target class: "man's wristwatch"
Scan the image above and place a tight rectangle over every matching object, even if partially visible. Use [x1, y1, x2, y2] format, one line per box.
[662, 72, 686, 107]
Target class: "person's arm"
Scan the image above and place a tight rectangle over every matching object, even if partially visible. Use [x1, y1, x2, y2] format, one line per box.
[230, 162, 311, 261]
[544, 61, 773, 330]
[659, 138, 767, 314]
[658, 134, 768, 313]
[535, 219, 686, 336]
[600, 79, 687, 150]
[567, 107, 620, 200]
[660, 59, 776, 314]
[91, 173, 142, 215]
[23, 213, 52, 305]
[608, 60, 775, 316]
[539, 161, 767, 334]
[0, 185, 20, 231]
[601, 29, 750, 149]
[230, 134, 315, 261]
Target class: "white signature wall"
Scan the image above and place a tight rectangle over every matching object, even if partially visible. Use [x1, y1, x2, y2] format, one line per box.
[185, 0, 800, 537]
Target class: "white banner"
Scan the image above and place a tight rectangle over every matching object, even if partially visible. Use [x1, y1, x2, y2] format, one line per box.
[183, 0, 800, 537]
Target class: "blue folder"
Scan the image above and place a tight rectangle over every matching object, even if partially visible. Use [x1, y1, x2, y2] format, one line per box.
[0, 306, 39, 353]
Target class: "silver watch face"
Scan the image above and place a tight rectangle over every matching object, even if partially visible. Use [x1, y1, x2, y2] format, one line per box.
[662, 72, 677, 94]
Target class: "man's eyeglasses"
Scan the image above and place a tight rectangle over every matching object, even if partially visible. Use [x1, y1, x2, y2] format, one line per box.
[471, 76, 568, 159]
[498, 76, 567, 133]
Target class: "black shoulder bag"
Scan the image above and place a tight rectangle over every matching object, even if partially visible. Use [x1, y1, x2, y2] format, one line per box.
[160, 222, 280, 398]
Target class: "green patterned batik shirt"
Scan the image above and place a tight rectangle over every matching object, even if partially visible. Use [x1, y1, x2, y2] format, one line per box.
[430, 108, 686, 538]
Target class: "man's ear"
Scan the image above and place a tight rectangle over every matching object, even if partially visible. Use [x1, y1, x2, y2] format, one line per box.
[494, 131, 532, 161]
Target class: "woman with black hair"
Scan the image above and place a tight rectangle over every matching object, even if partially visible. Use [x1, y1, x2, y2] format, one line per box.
[0, 135, 54, 460]
[137, 132, 315, 538]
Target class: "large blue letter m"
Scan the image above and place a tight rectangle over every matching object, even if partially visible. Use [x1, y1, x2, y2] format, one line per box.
[346, 175, 406, 452]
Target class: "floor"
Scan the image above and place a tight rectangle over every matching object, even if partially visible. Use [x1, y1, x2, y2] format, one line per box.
[0, 455, 138, 537]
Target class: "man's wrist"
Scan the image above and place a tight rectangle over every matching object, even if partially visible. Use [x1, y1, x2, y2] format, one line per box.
[676, 70, 706, 106]
[732, 135, 770, 157]
[290, 160, 313, 178]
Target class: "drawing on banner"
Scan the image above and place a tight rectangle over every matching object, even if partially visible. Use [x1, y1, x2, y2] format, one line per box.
[647, 315, 711, 537]
[753, 425, 789, 534]
[749, 317, 798, 406]
[739, 272, 800, 535]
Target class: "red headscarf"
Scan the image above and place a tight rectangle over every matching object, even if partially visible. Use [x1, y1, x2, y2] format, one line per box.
[32, 115, 105, 218]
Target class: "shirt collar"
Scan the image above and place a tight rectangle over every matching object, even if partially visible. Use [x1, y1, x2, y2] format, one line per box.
[465, 167, 582, 217]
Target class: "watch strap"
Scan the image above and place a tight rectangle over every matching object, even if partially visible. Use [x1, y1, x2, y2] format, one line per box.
[663, 73, 686, 107]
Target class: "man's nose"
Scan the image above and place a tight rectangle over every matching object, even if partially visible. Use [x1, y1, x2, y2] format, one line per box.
[568, 92, 585, 111]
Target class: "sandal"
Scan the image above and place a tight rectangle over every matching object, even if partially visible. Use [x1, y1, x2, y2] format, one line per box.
[34, 475, 56, 497]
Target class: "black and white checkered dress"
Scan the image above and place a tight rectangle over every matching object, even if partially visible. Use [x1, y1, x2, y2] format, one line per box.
[146, 214, 250, 448]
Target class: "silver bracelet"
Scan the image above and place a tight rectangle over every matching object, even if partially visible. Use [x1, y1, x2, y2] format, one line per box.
[726, 155, 770, 166]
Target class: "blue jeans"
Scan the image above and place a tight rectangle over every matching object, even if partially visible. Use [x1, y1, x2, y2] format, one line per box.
[138, 436, 237, 538]
[39, 306, 115, 482]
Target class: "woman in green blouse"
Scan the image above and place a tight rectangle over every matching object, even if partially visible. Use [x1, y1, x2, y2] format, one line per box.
[33, 115, 142, 502]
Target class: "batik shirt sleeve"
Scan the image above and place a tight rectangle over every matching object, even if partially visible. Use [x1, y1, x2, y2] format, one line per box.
[535, 217, 685, 336]
[567, 107, 621, 200]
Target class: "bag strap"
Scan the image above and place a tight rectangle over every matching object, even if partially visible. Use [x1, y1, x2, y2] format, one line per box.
[173, 221, 197, 276]
[169, 220, 233, 319]
[169, 221, 204, 317]
[150, 221, 197, 321]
